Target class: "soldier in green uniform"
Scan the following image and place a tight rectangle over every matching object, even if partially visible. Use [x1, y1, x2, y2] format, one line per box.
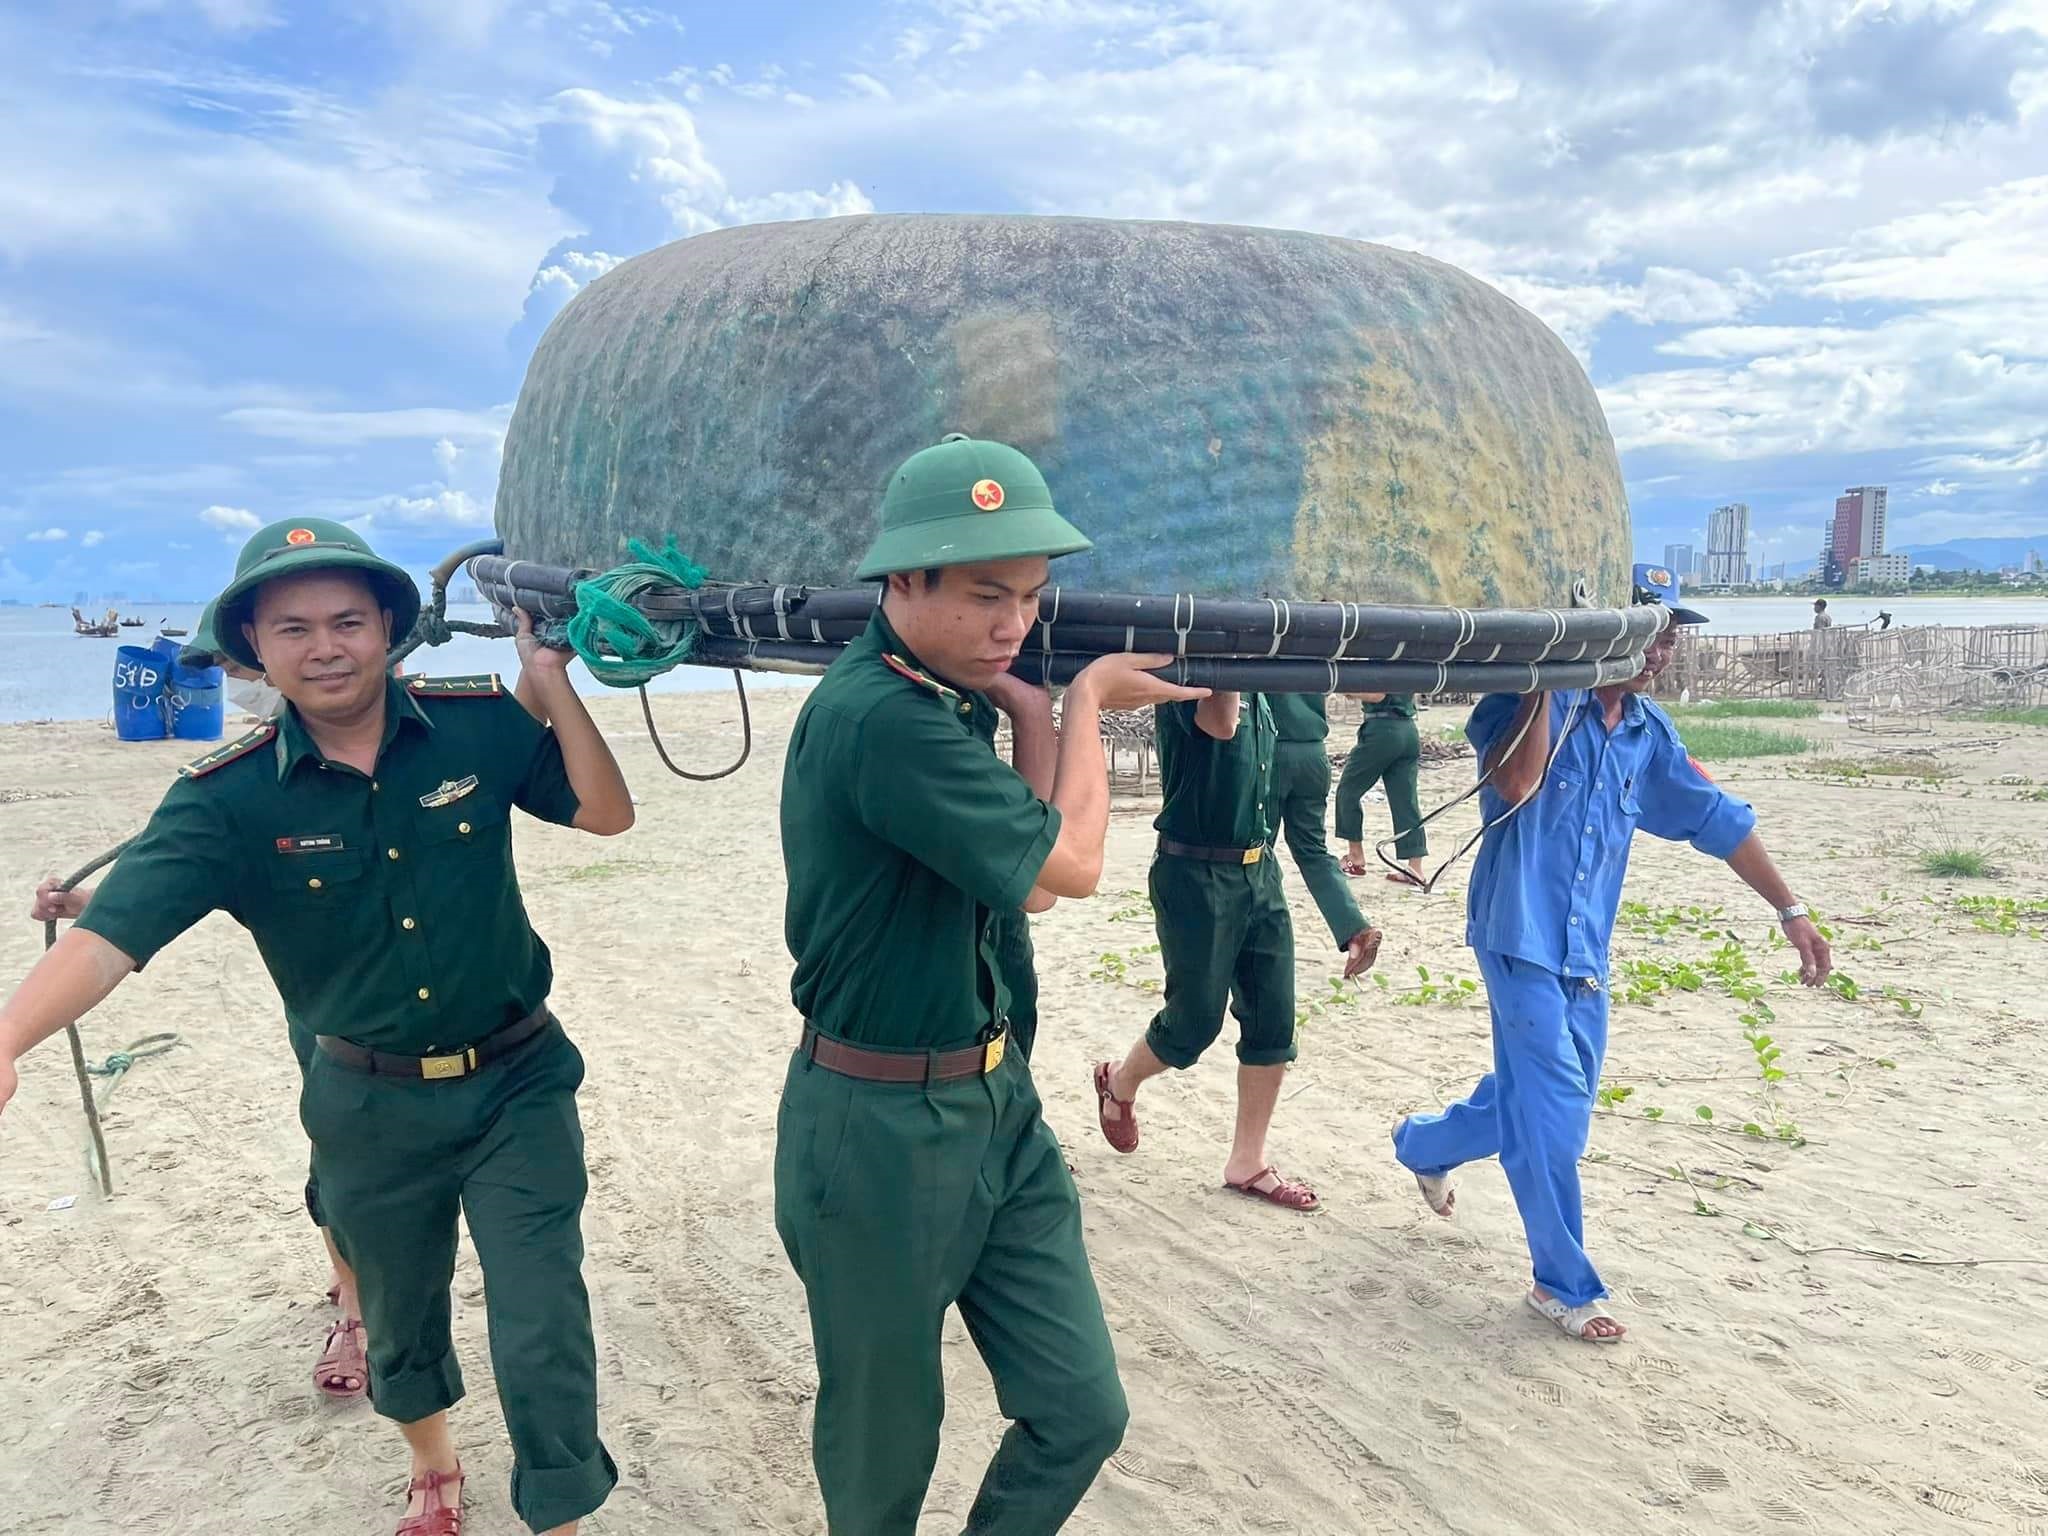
[777, 434, 1202, 1534]
[971, 694, 1048, 1064]
[0, 518, 635, 1536]
[1262, 690, 1376, 954]
[29, 602, 381, 1400]
[1336, 692, 1428, 886]
[1093, 688, 1382, 1211]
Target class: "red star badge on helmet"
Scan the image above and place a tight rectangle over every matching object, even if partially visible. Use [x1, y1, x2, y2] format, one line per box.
[285, 527, 316, 546]
[970, 479, 1005, 511]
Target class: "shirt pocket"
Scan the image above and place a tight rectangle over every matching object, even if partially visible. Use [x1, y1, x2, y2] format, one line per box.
[417, 794, 508, 859]
[266, 847, 369, 901]
[1538, 769, 1587, 839]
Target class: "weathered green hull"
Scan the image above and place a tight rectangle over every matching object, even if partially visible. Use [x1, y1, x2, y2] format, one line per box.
[495, 214, 1628, 606]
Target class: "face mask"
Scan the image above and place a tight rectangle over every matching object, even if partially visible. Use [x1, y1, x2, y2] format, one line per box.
[228, 679, 284, 719]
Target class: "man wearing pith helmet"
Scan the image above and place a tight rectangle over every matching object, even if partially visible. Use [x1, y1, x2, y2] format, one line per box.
[777, 434, 1206, 1533]
[0, 516, 636, 1536]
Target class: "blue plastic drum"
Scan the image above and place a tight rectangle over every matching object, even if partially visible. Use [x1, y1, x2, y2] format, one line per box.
[112, 645, 170, 741]
[169, 661, 226, 741]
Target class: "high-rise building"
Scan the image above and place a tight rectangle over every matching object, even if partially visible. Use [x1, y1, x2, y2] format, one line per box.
[1661, 543, 1695, 581]
[1824, 486, 1887, 586]
[1703, 503, 1750, 587]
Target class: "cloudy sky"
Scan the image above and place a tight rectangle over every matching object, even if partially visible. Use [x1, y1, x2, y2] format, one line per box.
[3, 0, 2044, 600]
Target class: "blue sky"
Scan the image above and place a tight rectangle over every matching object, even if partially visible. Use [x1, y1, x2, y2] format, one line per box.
[3, 0, 2045, 600]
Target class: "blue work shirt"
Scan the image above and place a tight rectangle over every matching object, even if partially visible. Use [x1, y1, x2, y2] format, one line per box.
[1464, 690, 1757, 980]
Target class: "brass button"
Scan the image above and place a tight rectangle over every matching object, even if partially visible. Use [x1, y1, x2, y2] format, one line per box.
[417, 987, 431, 1000]
[387, 848, 400, 860]
[402, 917, 416, 931]
[457, 821, 471, 835]
[307, 877, 323, 890]
[372, 781, 380, 792]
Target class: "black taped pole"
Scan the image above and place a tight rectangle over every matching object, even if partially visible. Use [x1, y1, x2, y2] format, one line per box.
[681, 636, 1645, 695]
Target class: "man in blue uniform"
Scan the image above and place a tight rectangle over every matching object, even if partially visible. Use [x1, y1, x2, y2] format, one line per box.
[1392, 567, 1831, 1341]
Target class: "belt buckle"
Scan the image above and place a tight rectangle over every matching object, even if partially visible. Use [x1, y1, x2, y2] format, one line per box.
[419, 1049, 474, 1081]
[983, 1031, 1007, 1074]
[1242, 845, 1262, 865]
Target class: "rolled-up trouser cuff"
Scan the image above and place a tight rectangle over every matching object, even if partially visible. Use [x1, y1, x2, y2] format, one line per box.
[1143, 1015, 1213, 1071]
[1236, 1037, 1299, 1067]
[367, 1346, 463, 1426]
[512, 1440, 619, 1533]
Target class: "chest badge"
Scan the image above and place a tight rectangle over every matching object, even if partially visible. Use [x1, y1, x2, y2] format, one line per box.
[419, 775, 479, 809]
[276, 834, 344, 854]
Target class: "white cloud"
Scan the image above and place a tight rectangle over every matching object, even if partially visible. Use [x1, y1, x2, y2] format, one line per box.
[357, 489, 491, 530]
[81, 529, 107, 547]
[25, 527, 69, 542]
[223, 405, 512, 445]
[1604, 175, 2048, 465]
[199, 504, 261, 533]
[843, 73, 894, 100]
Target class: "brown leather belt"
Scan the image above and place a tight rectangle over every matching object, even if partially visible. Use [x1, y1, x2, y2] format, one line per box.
[799, 1023, 1009, 1084]
[316, 1007, 553, 1081]
[1158, 836, 1266, 865]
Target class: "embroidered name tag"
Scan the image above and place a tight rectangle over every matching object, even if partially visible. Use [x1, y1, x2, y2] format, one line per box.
[418, 775, 479, 809]
[276, 835, 345, 854]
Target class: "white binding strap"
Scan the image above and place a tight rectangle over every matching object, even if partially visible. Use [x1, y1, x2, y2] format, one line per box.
[1266, 599, 1290, 658]
[1331, 601, 1359, 661]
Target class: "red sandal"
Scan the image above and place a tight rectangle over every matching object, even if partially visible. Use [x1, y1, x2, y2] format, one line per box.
[397, 1464, 464, 1536]
[314, 1316, 368, 1398]
[1224, 1166, 1322, 1212]
[1093, 1061, 1139, 1154]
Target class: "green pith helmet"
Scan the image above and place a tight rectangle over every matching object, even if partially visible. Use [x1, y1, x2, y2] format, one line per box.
[854, 434, 1093, 580]
[176, 599, 225, 669]
[212, 517, 421, 670]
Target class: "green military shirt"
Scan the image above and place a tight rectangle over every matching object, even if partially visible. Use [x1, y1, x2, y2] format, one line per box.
[1264, 691, 1330, 743]
[75, 674, 582, 1053]
[1153, 695, 1277, 848]
[782, 611, 1059, 1049]
[1363, 692, 1417, 719]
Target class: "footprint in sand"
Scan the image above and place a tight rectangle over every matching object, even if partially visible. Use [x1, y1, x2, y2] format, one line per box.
[1683, 1463, 1733, 1494]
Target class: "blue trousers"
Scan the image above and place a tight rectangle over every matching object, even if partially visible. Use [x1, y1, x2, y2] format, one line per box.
[1392, 950, 1611, 1308]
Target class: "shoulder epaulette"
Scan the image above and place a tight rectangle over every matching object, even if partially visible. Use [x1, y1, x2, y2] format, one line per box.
[881, 653, 961, 704]
[179, 722, 278, 779]
[406, 673, 503, 697]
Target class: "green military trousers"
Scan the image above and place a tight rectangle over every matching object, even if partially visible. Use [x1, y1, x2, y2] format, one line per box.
[302, 1021, 617, 1534]
[1269, 739, 1367, 947]
[1334, 716, 1427, 860]
[286, 1017, 327, 1229]
[986, 908, 1039, 1063]
[774, 1041, 1127, 1535]
[1145, 852, 1297, 1070]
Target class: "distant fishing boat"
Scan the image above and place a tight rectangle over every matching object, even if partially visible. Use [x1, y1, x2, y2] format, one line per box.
[71, 606, 121, 637]
[119, 617, 145, 627]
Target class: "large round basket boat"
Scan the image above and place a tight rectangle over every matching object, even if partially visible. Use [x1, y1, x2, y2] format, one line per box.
[493, 213, 1629, 609]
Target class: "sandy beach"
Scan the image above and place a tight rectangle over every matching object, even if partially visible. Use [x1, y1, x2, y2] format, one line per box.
[2, 688, 2045, 1535]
